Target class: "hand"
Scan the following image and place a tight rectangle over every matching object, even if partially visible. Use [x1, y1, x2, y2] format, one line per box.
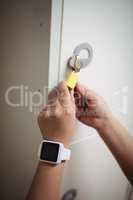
[74, 82, 112, 130]
[38, 81, 76, 147]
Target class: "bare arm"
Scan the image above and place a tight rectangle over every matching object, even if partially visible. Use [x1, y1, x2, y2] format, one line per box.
[27, 162, 65, 200]
[97, 116, 133, 185]
[74, 82, 133, 185]
[27, 81, 76, 200]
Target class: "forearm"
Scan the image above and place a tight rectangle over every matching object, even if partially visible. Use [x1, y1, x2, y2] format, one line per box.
[27, 81, 76, 200]
[97, 116, 133, 185]
[27, 162, 65, 200]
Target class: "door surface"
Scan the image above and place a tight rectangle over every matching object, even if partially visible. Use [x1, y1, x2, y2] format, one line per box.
[55, 0, 133, 199]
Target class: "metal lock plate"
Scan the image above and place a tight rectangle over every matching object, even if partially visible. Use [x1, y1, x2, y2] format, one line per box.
[68, 43, 93, 72]
[66, 43, 93, 89]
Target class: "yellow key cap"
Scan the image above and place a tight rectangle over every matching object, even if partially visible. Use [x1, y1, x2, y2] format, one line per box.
[65, 70, 78, 89]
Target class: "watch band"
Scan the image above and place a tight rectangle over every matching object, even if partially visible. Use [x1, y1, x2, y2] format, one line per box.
[61, 147, 71, 161]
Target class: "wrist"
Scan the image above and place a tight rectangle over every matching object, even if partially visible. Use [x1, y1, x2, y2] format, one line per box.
[96, 115, 116, 134]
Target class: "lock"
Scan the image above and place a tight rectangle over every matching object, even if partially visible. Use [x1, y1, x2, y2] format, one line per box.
[69, 55, 81, 72]
[65, 43, 93, 89]
[65, 55, 80, 89]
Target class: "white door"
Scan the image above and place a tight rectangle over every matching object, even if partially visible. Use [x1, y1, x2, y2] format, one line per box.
[50, 0, 133, 199]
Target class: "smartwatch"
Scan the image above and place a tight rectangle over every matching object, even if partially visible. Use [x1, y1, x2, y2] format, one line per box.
[38, 140, 71, 164]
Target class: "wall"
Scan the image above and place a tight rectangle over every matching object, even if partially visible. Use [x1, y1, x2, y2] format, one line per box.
[0, 0, 51, 199]
[60, 0, 133, 199]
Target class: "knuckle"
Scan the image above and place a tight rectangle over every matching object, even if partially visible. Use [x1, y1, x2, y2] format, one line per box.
[37, 108, 48, 121]
[48, 87, 58, 100]
[52, 107, 61, 117]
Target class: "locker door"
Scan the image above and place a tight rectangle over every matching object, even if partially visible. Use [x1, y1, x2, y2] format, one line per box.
[51, 0, 133, 199]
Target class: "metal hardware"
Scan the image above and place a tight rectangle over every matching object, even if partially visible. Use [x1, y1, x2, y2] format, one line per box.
[61, 189, 77, 200]
[68, 55, 81, 72]
[66, 43, 93, 89]
[68, 43, 93, 72]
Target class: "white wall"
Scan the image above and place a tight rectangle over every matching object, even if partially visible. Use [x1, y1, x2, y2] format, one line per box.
[60, 0, 133, 199]
[0, 0, 51, 199]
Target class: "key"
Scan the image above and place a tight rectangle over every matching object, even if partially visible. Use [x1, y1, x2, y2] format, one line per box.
[69, 55, 81, 72]
[65, 70, 78, 89]
[65, 55, 80, 89]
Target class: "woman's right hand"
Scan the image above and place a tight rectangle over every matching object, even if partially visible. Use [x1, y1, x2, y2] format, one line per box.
[74, 82, 113, 131]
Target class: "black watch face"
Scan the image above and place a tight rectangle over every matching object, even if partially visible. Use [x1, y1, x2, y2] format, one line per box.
[40, 142, 59, 162]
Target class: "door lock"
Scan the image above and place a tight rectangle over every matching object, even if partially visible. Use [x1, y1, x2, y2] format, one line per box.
[65, 43, 93, 89]
[68, 55, 81, 72]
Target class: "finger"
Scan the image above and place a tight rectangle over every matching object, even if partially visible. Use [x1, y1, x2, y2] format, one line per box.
[74, 88, 82, 104]
[38, 106, 49, 119]
[58, 81, 71, 105]
[48, 87, 58, 100]
[75, 82, 86, 96]
[76, 107, 84, 118]
[75, 82, 95, 96]
[69, 89, 75, 102]
[48, 101, 62, 117]
[75, 82, 97, 101]
[58, 81, 70, 97]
